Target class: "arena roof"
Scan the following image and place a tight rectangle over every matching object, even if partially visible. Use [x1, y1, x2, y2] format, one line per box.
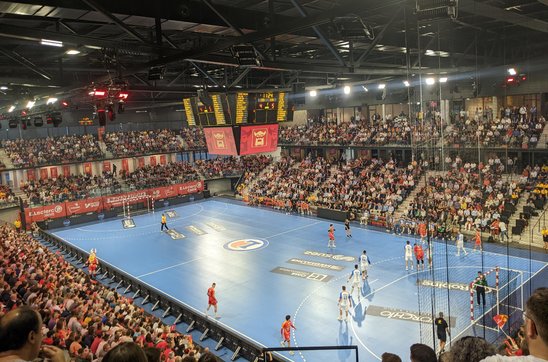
[0, 0, 547, 109]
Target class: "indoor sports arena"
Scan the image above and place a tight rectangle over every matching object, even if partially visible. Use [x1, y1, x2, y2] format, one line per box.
[0, 1, 547, 362]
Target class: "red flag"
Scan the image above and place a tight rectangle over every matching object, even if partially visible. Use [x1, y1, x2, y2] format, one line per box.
[493, 314, 509, 328]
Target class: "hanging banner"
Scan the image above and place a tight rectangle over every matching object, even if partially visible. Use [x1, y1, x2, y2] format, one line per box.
[50, 167, 58, 179]
[84, 163, 92, 175]
[63, 165, 71, 177]
[26, 169, 36, 181]
[103, 161, 111, 172]
[160, 155, 167, 165]
[138, 157, 145, 168]
[150, 156, 157, 166]
[121, 159, 129, 173]
[40, 168, 48, 180]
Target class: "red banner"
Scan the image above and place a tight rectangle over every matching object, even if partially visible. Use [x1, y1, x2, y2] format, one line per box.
[149, 185, 178, 200]
[24, 203, 66, 223]
[160, 155, 167, 165]
[177, 180, 204, 195]
[84, 163, 92, 175]
[122, 159, 129, 173]
[50, 167, 58, 179]
[63, 165, 71, 177]
[27, 169, 36, 181]
[138, 157, 145, 168]
[102, 189, 150, 209]
[204, 127, 238, 156]
[239, 123, 279, 155]
[23, 181, 204, 223]
[40, 168, 48, 180]
[103, 161, 111, 172]
[150, 156, 157, 166]
[65, 197, 103, 216]
[98, 126, 105, 142]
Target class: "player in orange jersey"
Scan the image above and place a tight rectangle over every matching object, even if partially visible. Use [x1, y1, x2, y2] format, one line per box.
[414, 243, 425, 271]
[280, 315, 296, 355]
[473, 228, 482, 252]
[206, 282, 219, 318]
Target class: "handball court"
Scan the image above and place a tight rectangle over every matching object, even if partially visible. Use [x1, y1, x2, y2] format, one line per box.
[46, 198, 548, 361]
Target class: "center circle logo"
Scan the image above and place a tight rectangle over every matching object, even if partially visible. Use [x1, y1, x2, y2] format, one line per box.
[224, 238, 269, 252]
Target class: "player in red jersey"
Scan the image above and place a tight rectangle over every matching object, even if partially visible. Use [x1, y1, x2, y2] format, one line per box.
[328, 224, 336, 248]
[473, 228, 482, 252]
[280, 315, 296, 356]
[414, 242, 425, 271]
[206, 282, 219, 318]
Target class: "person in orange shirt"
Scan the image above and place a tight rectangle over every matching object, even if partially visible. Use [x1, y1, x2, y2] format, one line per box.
[280, 315, 296, 356]
[414, 243, 425, 271]
[206, 282, 219, 319]
[86, 249, 98, 279]
[328, 224, 336, 248]
[418, 222, 427, 244]
[473, 228, 482, 252]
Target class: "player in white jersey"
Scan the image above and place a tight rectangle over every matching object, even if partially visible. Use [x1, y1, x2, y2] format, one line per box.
[405, 240, 413, 271]
[359, 250, 371, 280]
[348, 264, 362, 300]
[338, 285, 352, 321]
[456, 232, 468, 256]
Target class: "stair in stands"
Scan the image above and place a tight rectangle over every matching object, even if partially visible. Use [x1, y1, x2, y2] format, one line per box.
[0, 148, 15, 169]
[392, 170, 445, 221]
[98, 140, 114, 159]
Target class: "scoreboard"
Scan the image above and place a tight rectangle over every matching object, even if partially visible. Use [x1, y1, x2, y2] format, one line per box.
[182, 91, 293, 126]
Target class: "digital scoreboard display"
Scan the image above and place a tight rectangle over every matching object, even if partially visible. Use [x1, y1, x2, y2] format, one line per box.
[211, 94, 226, 125]
[252, 92, 278, 123]
[196, 102, 217, 126]
[183, 98, 196, 126]
[235, 92, 248, 124]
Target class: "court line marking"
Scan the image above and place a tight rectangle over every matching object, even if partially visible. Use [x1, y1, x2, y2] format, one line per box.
[137, 257, 204, 278]
[264, 221, 321, 239]
[45, 234, 270, 351]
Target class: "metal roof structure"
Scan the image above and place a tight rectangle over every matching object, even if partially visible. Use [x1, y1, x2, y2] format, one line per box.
[0, 0, 547, 110]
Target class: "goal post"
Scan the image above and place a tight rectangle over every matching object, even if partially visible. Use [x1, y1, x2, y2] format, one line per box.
[470, 267, 500, 323]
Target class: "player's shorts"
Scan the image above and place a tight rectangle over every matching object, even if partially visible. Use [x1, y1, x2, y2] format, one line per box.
[283, 333, 290, 342]
[352, 281, 361, 288]
[437, 331, 447, 342]
[89, 264, 97, 272]
[208, 298, 217, 306]
[405, 254, 413, 261]
[340, 303, 349, 312]
[360, 263, 368, 271]
[416, 258, 424, 264]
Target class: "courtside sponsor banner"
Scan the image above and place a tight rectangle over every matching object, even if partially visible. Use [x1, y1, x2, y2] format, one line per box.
[286, 258, 345, 271]
[177, 180, 204, 195]
[271, 266, 333, 282]
[150, 185, 178, 200]
[303, 250, 355, 262]
[25, 203, 67, 222]
[367, 305, 457, 327]
[103, 190, 149, 208]
[65, 197, 103, 215]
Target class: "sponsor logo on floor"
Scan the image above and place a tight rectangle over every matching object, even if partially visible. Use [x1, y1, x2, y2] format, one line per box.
[206, 222, 226, 231]
[366, 305, 457, 326]
[122, 218, 136, 229]
[166, 229, 185, 239]
[271, 266, 333, 282]
[185, 225, 207, 235]
[224, 238, 268, 252]
[165, 210, 178, 218]
[416, 279, 493, 293]
[287, 258, 345, 271]
[303, 250, 355, 262]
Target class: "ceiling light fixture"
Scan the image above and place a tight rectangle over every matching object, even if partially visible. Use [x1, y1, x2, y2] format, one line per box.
[507, 68, 517, 76]
[26, 100, 35, 109]
[0, 86, 7, 90]
[46, 97, 58, 105]
[8, 105, 15, 113]
[66, 49, 81, 55]
[343, 85, 351, 94]
[403, 80, 410, 87]
[40, 39, 63, 47]
[439, 77, 448, 83]
[309, 90, 317, 97]
[378, 84, 386, 90]
[425, 77, 436, 85]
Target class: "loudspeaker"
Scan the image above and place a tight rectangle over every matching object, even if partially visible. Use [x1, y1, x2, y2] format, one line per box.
[34, 116, 44, 127]
[8, 119, 18, 128]
[292, 82, 306, 105]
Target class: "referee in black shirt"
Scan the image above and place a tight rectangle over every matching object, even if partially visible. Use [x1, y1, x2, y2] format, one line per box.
[475, 271, 487, 306]
[435, 312, 450, 353]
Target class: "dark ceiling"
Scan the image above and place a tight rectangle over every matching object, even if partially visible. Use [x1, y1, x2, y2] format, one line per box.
[0, 0, 547, 111]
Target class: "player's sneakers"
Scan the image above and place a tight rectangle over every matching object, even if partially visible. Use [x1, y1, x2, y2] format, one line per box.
[289, 351, 295, 356]
[338, 316, 342, 321]
[280, 341, 285, 347]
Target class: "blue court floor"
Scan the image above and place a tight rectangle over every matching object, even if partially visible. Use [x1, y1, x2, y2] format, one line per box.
[49, 199, 548, 361]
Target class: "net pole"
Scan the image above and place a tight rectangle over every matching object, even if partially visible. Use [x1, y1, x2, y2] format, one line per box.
[127, 200, 131, 219]
[122, 200, 126, 218]
[152, 198, 155, 214]
[496, 267, 500, 317]
[470, 282, 475, 322]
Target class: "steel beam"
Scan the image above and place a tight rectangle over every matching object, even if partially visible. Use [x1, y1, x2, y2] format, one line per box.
[289, 0, 346, 67]
[0, 47, 53, 80]
[81, 0, 149, 43]
[150, 0, 402, 66]
[228, 67, 251, 88]
[460, 0, 548, 33]
[355, 9, 402, 67]
[189, 61, 220, 87]
[0, 24, 175, 55]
